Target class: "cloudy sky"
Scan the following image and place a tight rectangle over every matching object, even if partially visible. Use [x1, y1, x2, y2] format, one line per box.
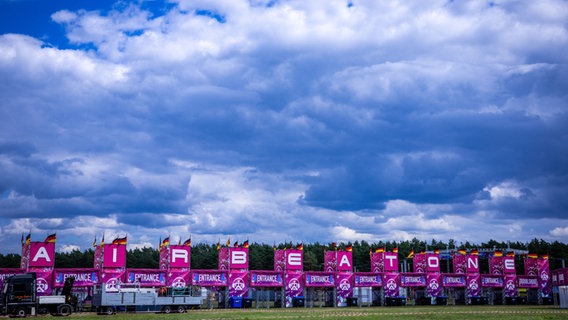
[1, 0, 567, 254]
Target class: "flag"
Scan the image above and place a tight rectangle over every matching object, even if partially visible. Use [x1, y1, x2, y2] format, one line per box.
[407, 249, 415, 258]
[216, 240, 221, 251]
[494, 250, 503, 257]
[434, 249, 440, 255]
[506, 251, 515, 257]
[297, 243, 303, 251]
[233, 241, 239, 248]
[457, 249, 466, 255]
[25, 233, 31, 245]
[470, 249, 478, 255]
[376, 247, 385, 253]
[243, 240, 249, 249]
[183, 238, 192, 247]
[45, 233, 56, 243]
[541, 254, 549, 260]
[93, 236, 97, 247]
[226, 238, 231, 247]
[100, 235, 105, 247]
[528, 253, 538, 259]
[393, 247, 398, 254]
[113, 236, 127, 245]
[346, 245, 352, 252]
[332, 242, 337, 250]
[160, 237, 170, 248]
[273, 242, 277, 251]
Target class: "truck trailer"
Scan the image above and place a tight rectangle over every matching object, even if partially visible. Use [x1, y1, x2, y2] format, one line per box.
[1, 273, 74, 317]
[92, 283, 202, 315]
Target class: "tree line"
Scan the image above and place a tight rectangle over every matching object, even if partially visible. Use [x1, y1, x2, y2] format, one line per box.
[1, 238, 566, 272]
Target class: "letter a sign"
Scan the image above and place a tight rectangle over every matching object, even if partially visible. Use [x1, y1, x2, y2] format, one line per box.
[28, 242, 55, 267]
[337, 251, 353, 271]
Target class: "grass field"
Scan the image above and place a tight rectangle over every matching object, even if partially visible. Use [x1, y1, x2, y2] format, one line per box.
[62, 305, 568, 320]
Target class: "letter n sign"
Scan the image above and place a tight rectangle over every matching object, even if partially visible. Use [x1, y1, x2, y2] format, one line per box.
[230, 248, 249, 269]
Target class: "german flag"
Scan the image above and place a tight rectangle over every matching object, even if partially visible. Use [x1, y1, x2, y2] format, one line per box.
[113, 237, 127, 245]
[273, 242, 277, 251]
[183, 238, 192, 247]
[493, 250, 503, 257]
[93, 236, 97, 247]
[541, 254, 549, 260]
[226, 238, 231, 247]
[297, 243, 303, 251]
[506, 251, 515, 257]
[470, 249, 479, 255]
[393, 247, 398, 254]
[233, 241, 239, 248]
[332, 242, 337, 250]
[346, 245, 353, 252]
[243, 240, 250, 249]
[457, 249, 467, 255]
[25, 233, 31, 245]
[528, 253, 538, 259]
[407, 249, 415, 258]
[160, 237, 169, 248]
[376, 247, 385, 253]
[434, 249, 440, 255]
[216, 240, 221, 251]
[45, 233, 56, 243]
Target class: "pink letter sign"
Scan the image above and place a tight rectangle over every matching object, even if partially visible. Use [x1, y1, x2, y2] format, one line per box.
[467, 254, 479, 273]
[230, 248, 249, 269]
[383, 252, 398, 272]
[337, 251, 353, 271]
[103, 244, 126, 268]
[286, 249, 303, 270]
[426, 253, 440, 273]
[169, 245, 191, 268]
[28, 242, 55, 267]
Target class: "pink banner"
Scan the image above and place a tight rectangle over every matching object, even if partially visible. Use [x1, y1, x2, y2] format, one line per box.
[103, 244, 126, 268]
[324, 251, 337, 272]
[28, 242, 55, 268]
[538, 258, 551, 295]
[218, 248, 230, 270]
[453, 254, 466, 274]
[250, 271, 283, 287]
[126, 269, 166, 287]
[354, 272, 382, 287]
[503, 256, 516, 274]
[517, 275, 539, 288]
[169, 245, 191, 269]
[191, 270, 228, 286]
[383, 273, 399, 297]
[20, 243, 29, 269]
[230, 248, 249, 270]
[413, 253, 426, 273]
[467, 274, 481, 297]
[552, 268, 568, 286]
[54, 269, 98, 288]
[305, 272, 335, 287]
[466, 254, 479, 273]
[337, 251, 353, 272]
[504, 274, 517, 297]
[159, 246, 169, 270]
[426, 253, 441, 273]
[100, 269, 125, 292]
[285, 271, 303, 307]
[524, 257, 539, 276]
[94, 245, 104, 269]
[383, 252, 398, 272]
[274, 250, 286, 271]
[168, 269, 190, 289]
[370, 252, 384, 273]
[229, 270, 249, 297]
[336, 272, 354, 307]
[29, 268, 54, 296]
[481, 274, 503, 287]
[442, 274, 466, 287]
[489, 256, 503, 275]
[427, 273, 442, 297]
[400, 273, 426, 287]
[285, 249, 303, 271]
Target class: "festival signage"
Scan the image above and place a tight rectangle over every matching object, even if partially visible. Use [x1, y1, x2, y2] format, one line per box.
[218, 247, 230, 270]
[31, 268, 54, 296]
[467, 274, 481, 297]
[100, 269, 125, 293]
[337, 251, 353, 272]
[370, 252, 384, 272]
[230, 248, 249, 270]
[552, 269, 568, 286]
[427, 273, 442, 297]
[481, 274, 503, 287]
[442, 274, 466, 287]
[168, 245, 191, 269]
[54, 269, 98, 288]
[489, 255, 504, 275]
[250, 271, 283, 287]
[285, 272, 303, 307]
[103, 244, 126, 268]
[466, 254, 479, 273]
[517, 275, 539, 289]
[354, 272, 382, 287]
[159, 246, 169, 270]
[503, 255, 516, 274]
[126, 269, 166, 287]
[524, 257, 538, 276]
[383, 252, 398, 272]
[324, 251, 337, 272]
[305, 272, 335, 287]
[274, 250, 286, 271]
[168, 269, 189, 289]
[413, 253, 426, 273]
[426, 253, 441, 273]
[504, 274, 517, 297]
[0, 269, 23, 291]
[383, 273, 399, 297]
[538, 257, 551, 296]
[336, 273, 353, 307]
[28, 242, 55, 268]
[453, 254, 466, 274]
[285, 249, 303, 271]
[229, 270, 249, 297]
[400, 273, 426, 287]
[94, 245, 104, 269]
[191, 270, 228, 286]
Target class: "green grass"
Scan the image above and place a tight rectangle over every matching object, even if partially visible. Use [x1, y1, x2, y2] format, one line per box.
[64, 305, 568, 320]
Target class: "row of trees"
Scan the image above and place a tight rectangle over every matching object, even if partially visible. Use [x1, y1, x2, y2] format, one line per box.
[1, 238, 566, 271]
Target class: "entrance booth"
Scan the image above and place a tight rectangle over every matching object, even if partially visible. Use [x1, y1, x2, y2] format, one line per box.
[354, 272, 382, 307]
[304, 271, 336, 307]
[191, 269, 228, 308]
[442, 274, 466, 305]
[249, 270, 284, 308]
